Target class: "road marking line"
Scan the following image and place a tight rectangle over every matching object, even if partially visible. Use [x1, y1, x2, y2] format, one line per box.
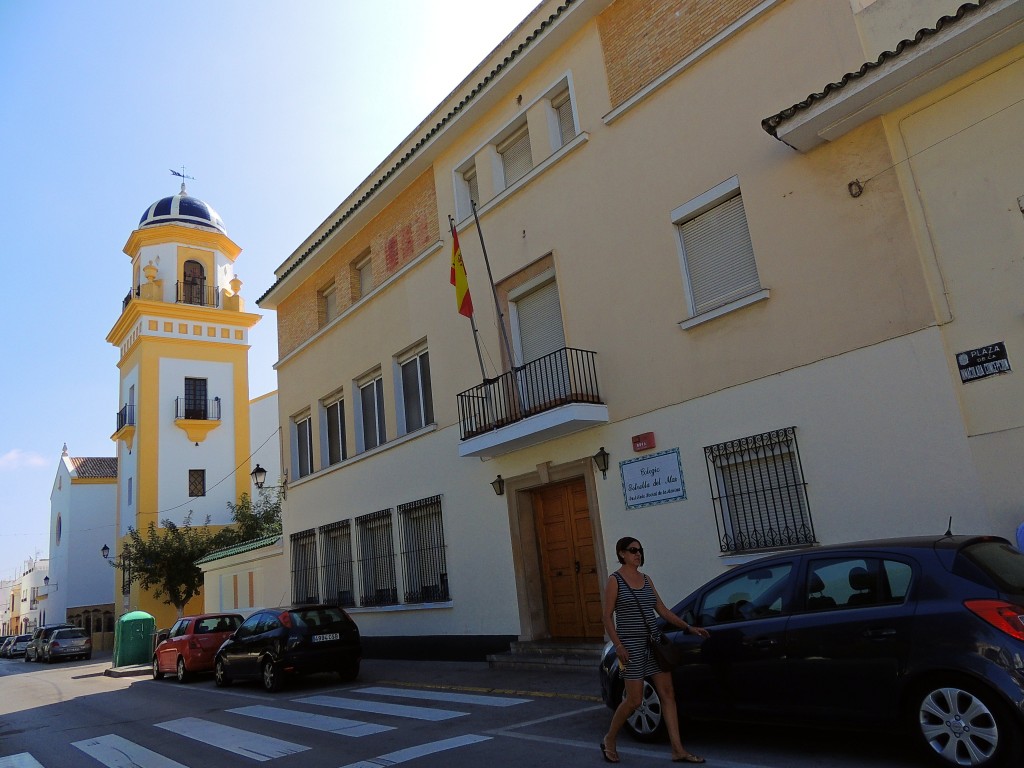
[71, 734, 188, 768]
[355, 685, 530, 707]
[155, 716, 309, 761]
[295, 695, 467, 721]
[337, 734, 492, 768]
[228, 704, 393, 736]
[0, 755, 45, 768]
[376, 679, 602, 702]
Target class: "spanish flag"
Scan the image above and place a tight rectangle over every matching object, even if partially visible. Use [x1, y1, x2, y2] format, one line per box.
[450, 225, 474, 318]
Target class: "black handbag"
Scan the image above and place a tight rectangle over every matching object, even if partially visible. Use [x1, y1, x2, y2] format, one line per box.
[616, 573, 686, 671]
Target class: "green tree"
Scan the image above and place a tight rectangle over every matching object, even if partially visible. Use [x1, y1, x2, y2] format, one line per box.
[113, 512, 216, 618]
[212, 488, 283, 549]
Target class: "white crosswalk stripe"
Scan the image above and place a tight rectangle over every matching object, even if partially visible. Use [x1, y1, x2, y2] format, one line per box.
[72, 734, 188, 768]
[228, 704, 394, 736]
[0, 755, 45, 768]
[355, 686, 530, 707]
[155, 716, 309, 761]
[337, 734, 492, 768]
[295, 694, 468, 721]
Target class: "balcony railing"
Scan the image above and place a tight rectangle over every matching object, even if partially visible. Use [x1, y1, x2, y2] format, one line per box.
[122, 287, 139, 311]
[457, 347, 603, 440]
[174, 397, 221, 421]
[116, 404, 136, 431]
[176, 281, 220, 308]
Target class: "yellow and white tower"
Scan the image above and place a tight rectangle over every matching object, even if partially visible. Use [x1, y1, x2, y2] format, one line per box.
[107, 183, 261, 628]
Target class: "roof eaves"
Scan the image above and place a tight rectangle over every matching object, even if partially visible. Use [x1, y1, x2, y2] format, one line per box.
[256, 0, 577, 307]
[195, 534, 282, 565]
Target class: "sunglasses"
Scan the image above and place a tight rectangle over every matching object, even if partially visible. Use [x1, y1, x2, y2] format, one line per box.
[624, 547, 644, 555]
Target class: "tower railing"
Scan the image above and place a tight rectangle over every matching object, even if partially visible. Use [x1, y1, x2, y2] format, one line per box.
[174, 397, 221, 421]
[175, 282, 220, 308]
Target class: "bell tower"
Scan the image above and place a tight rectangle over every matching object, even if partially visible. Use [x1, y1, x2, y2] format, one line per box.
[107, 183, 261, 627]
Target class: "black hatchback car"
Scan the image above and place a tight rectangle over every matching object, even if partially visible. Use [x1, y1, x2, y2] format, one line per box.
[599, 534, 1024, 768]
[214, 604, 361, 692]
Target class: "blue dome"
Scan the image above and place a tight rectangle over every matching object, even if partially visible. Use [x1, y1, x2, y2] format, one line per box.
[139, 185, 226, 234]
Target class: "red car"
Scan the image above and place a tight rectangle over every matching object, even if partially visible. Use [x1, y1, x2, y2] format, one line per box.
[152, 613, 243, 682]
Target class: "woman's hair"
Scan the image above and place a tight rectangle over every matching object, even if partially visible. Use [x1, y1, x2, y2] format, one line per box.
[615, 536, 644, 566]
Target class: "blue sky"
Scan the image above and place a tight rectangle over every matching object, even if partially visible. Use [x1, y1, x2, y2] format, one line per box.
[0, 0, 541, 580]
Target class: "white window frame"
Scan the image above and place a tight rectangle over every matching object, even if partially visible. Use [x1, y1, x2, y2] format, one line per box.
[355, 372, 386, 452]
[355, 254, 372, 299]
[672, 176, 769, 329]
[292, 412, 314, 479]
[320, 390, 347, 467]
[319, 281, 338, 327]
[394, 343, 433, 436]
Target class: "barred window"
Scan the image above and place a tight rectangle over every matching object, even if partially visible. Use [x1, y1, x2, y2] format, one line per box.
[356, 510, 397, 607]
[290, 529, 319, 605]
[399, 495, 449, 604]
[188, 469, 205, 497]
[705, 427, 815, 554]
[320, 520, 355, 607]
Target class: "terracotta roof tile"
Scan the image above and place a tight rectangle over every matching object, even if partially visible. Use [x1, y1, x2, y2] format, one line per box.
[70, 457, 118, 479]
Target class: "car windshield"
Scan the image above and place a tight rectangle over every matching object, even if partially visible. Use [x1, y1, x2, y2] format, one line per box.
[960, 541, 1024, 594]
[290, 607, 349, 630]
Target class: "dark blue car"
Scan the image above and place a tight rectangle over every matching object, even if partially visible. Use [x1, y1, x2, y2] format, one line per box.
[599, 534, 1024, 768]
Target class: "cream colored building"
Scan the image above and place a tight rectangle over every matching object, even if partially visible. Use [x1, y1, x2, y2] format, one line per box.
[258, 0, 1022, 656]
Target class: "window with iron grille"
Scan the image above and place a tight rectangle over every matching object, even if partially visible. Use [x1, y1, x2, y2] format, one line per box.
[399, 349, 433, 434]
[294, 414, 313, 478]
[359, 374, 386, 451]
[704, 427, 815, 554]
[325, 397, 347, 466]
[188, 469, 205, 497]
[499, 124, 533, 188]
[319, 520, 355, 607]
[355, 509, 397, 607]
[290, 529, 319, 604]
[399, 495, 448, 603]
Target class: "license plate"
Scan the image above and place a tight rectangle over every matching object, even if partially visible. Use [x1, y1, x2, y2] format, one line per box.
[312, 633, 340, 643]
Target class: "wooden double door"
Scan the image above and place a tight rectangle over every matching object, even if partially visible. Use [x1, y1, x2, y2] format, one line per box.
[532, 478, 603, 639]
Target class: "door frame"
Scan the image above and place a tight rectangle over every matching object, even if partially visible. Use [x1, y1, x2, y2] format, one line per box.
[502, 456, 610, 641]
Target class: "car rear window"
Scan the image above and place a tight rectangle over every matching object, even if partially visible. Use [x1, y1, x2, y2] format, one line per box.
[959, 541, 1024, 594]
[58, 629, 87, 639]
[290, 607, 350, 630]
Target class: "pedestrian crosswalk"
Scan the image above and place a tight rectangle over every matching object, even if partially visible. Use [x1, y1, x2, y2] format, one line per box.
[10, 685, 528, 768]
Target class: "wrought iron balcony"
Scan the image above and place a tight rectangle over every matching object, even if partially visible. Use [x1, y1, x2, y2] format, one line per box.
[116, 404, 135, 431]
[457, 347, 608, 458]
[122, 287, 138, 311]
[174, 397, 221, 421]
[176, 281, 220, 308]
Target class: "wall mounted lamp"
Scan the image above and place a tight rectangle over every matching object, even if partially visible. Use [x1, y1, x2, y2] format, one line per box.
[43, 576, 49, 586]
[593, 447, 610, 479]
[101, 544, 110, 559]
[251, 463, 287, 499]
[491, 475, 505, 496]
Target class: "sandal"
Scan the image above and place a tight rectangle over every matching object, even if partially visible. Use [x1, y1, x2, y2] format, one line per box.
[600, 741, 620, 763]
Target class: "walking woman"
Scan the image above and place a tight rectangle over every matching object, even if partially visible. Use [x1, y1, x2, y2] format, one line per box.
[601, 536, 710, 763]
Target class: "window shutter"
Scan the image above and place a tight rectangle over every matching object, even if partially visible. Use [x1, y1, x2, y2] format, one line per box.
[516, 280, 566, 365]
[553, 92, 575, 147]
[681, 194, 760, 315]
[499, 127, 533, 187]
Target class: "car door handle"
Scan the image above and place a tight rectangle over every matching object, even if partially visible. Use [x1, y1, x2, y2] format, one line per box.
[863, 628, 897, 639]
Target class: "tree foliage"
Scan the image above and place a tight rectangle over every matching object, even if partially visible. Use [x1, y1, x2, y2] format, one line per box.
[212, 489, 283, 549]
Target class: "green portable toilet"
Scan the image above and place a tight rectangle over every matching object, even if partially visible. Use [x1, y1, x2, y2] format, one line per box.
[113, 610, 155, 667]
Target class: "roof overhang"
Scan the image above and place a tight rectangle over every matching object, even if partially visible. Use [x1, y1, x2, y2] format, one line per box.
[763, 0, 1024, 151]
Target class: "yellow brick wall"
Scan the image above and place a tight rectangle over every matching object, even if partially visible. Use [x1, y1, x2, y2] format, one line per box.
[598, 0, 763, 108]
[277, 170, 439, 358]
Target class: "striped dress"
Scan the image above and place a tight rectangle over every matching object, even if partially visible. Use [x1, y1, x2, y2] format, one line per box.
[613, 572, 663, 679]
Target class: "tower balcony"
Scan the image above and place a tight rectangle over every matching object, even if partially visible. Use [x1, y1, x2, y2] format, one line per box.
[175, 282, 220, 308]
[111, 404, 136, 450]
[456, 347, 608, 458]
[174, 397, 222, 444]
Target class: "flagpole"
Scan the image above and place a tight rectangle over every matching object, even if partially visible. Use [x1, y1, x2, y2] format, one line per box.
[448, 216, 487, 381]
[470, 200, 515, 369]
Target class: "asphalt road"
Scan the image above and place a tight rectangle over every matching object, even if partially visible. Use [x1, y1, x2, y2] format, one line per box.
[0, 653, 930, 768]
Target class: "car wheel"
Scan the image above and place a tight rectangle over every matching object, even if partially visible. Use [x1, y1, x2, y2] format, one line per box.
[214, 657, 231, 687]
[338, 660, 360, 682]
[176, 657, 190, 683]
[261, 658, 282, 692]
[152, 657, 164, 680]
[622, 678, 666, 742]
[912, 677, 1022, 768]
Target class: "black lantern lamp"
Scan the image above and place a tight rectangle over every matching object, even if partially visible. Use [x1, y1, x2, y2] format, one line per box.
[491, 475, 505, 496]
[101, 544, 110, 559]
[593, 447, 610, 479]
[251, 463, 287, 499]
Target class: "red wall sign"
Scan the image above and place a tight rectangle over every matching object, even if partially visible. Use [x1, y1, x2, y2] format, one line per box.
[632, 432, 656, 452]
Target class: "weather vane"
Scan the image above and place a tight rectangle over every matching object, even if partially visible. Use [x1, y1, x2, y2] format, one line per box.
[170, 166, 195, 193]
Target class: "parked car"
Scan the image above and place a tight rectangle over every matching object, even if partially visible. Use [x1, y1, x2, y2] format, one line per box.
[152, 612, 243, 682]
[0, 636, 12, 657]
[214, 604, 361, 692]
[598, 534, 1024, 768]
[0, 636, 17, 658]
[6, 634, 32, 658]
[25, 624, 74, 662]
[43, 628, 92, 662]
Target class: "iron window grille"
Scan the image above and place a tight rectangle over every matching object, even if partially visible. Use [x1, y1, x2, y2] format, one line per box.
[398, 495, 449, 604]
[290, 529, 319, 605]
[188, 469, 206, 498]
[319, 520, 355, 607]
[356, 509, 398, 607]
[704, 426, 815, 553]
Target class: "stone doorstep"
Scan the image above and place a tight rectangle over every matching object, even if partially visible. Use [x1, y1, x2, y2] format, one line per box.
[486, 640, 606, 671]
